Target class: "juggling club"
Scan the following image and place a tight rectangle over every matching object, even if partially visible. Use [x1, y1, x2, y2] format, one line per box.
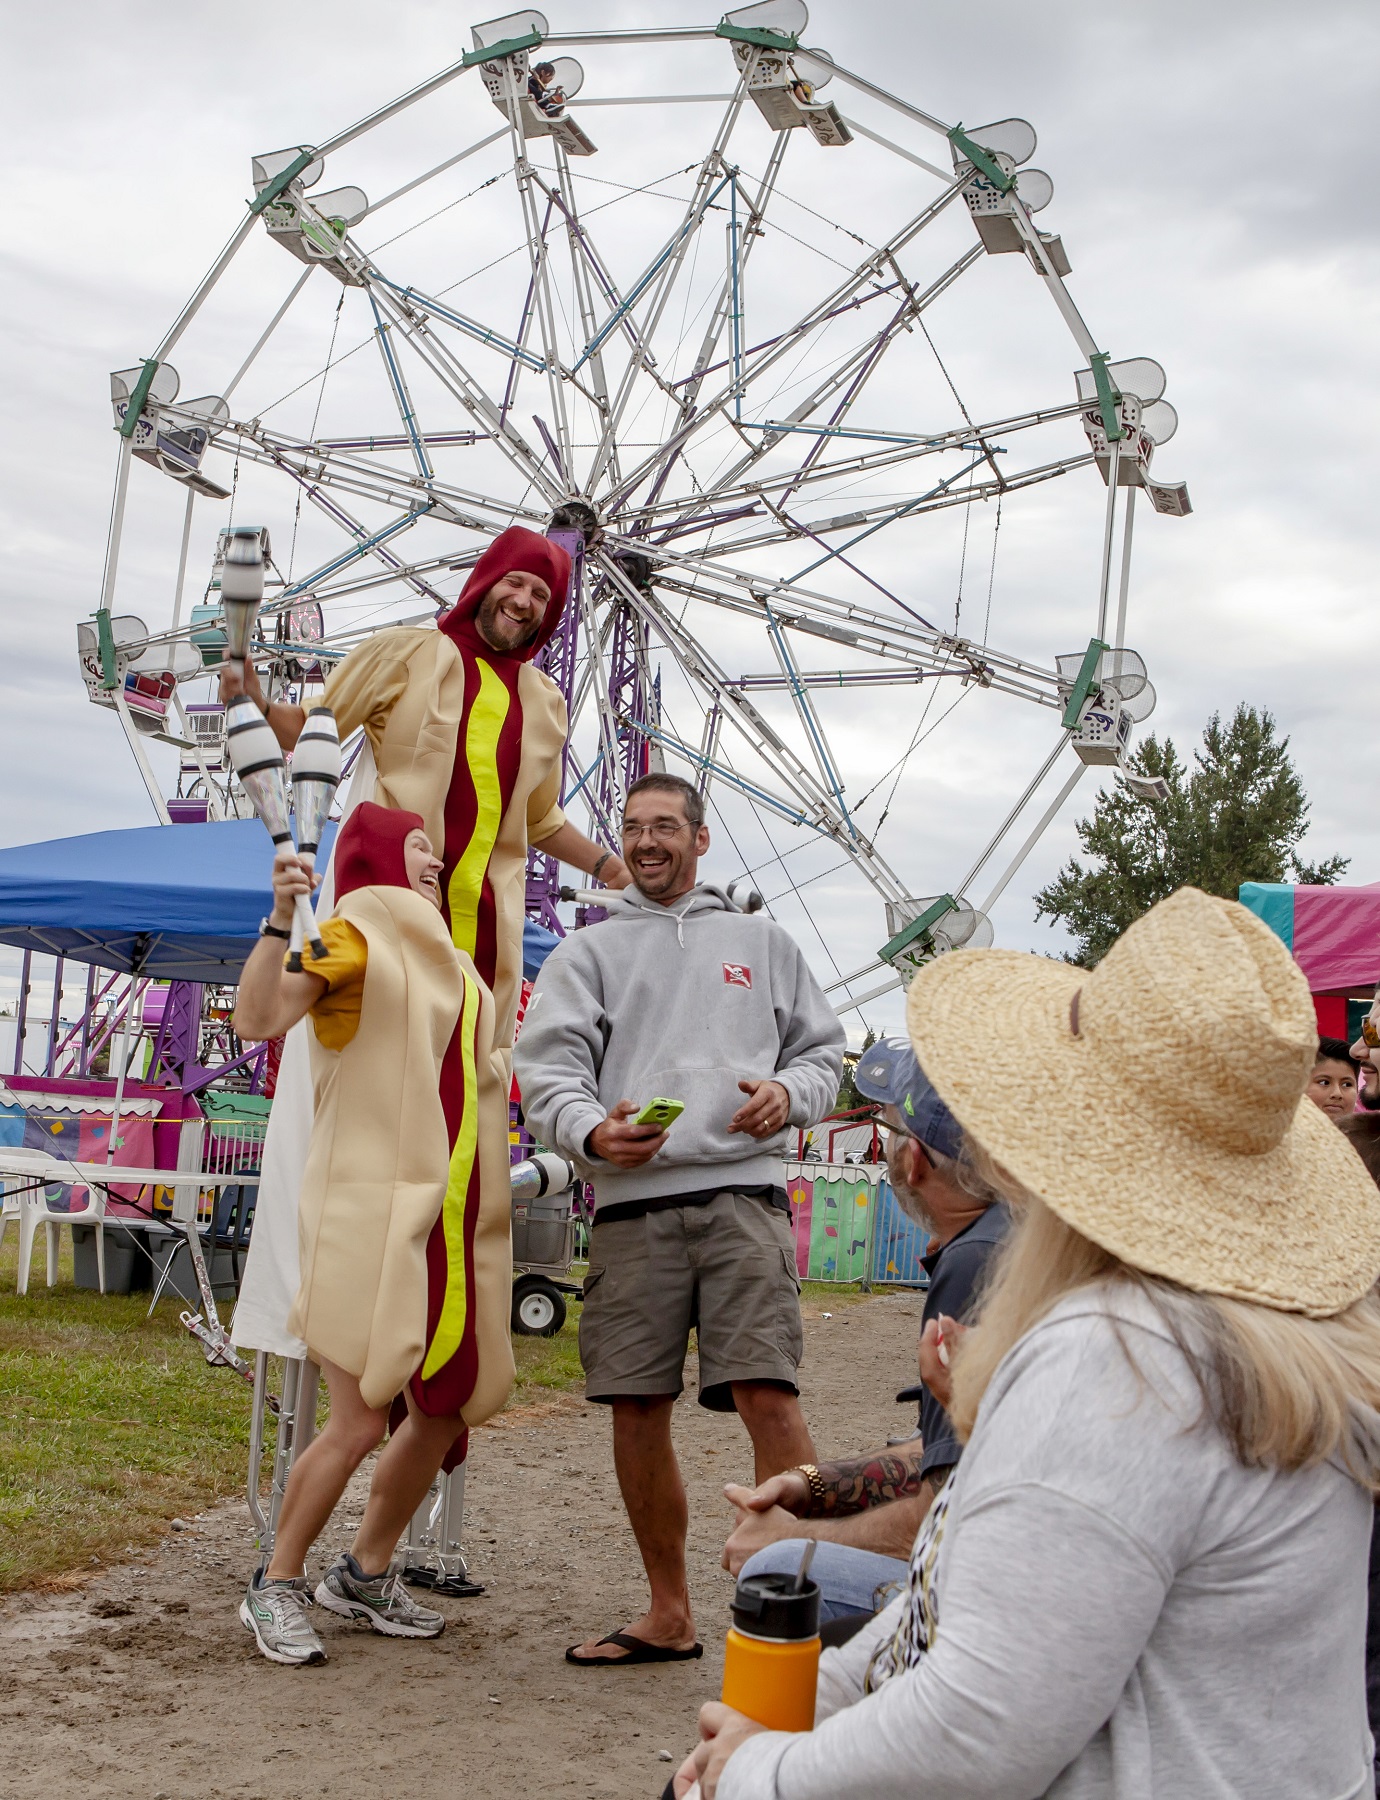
[224, 696, 320, 955]
[220, 526, 269, 674]
[286, 706, 341, 971]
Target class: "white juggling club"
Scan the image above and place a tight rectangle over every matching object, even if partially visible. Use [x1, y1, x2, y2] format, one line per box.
[224, 696, 320, 958]
[286, 706, 341, 971]
[220, 526, 269, 673]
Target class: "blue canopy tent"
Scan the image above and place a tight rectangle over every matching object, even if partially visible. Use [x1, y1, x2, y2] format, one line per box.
[0, 819, 560, 981]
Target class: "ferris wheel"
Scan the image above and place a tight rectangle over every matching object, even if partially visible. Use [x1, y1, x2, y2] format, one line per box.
[84, 0, 1191, 1024]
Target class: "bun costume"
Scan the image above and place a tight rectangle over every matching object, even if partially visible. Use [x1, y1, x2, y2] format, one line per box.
[286, 804, 510, 1416]
[235, 526, 572, 1428]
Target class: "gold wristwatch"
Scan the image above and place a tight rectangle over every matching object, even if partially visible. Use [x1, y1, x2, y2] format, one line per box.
[793, 1463, 826, 1514]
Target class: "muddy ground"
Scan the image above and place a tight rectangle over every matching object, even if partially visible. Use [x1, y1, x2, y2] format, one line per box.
[0, 1293, 924, 1800]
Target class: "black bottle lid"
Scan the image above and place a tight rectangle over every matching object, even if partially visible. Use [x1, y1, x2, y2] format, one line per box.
[730, 1571, 821, 1642]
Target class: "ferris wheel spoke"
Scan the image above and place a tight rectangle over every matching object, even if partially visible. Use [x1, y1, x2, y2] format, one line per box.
[363, 128, 508, 219]
[584, 90, 751, 493]
[366, 295, 434, 489]
[762, 604, 858, 842]
[630, 134, 793, 527]
[600, 557, 909, 899]
[689, 244, 982, 507]
[363, 279, 562, 504]
[603, 192, 967, 518]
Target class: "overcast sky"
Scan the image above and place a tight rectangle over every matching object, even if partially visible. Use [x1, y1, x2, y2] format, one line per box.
[1, 0, 1376, 1040]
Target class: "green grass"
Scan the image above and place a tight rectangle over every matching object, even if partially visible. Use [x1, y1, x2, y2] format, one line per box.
[0, 1236, 591, 1593]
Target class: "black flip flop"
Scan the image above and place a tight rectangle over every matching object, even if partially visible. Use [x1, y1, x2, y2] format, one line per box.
[565, 1630, 704, 1667]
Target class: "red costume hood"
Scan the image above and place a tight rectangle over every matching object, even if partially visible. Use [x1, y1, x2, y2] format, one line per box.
[334, 801, 426, 899]
[439, 525, 570, 662]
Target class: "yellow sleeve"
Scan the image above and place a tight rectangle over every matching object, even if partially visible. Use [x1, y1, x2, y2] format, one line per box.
[292, 916, 368, 992]
[293, 917, 368, 1052]
[323, 631, 415, 741]
[525, 762, 566, 845]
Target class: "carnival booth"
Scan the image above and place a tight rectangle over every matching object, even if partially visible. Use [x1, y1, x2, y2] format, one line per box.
[1238, 880, 1380, 1041]
[0, 817, 305, 1298]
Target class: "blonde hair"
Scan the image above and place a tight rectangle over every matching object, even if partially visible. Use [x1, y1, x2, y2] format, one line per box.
[949, 1147, 1380, 1487]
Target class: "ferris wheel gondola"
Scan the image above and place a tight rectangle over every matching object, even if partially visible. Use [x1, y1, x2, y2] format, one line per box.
[83, 1, 1191, 1017]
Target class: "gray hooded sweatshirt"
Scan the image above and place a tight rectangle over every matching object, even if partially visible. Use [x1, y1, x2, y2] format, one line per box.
[512, 884, 846, 1215]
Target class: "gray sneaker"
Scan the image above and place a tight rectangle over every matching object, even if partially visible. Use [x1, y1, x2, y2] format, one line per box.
[314, 1552, 446, 1638]
[239, 1571, 327, 1666]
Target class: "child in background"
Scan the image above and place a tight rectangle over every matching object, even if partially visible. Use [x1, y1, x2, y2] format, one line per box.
[1308, 1035, 1360, 1121]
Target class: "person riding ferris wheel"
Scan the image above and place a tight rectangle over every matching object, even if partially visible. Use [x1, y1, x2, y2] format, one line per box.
[84, 0, 1190, 1026]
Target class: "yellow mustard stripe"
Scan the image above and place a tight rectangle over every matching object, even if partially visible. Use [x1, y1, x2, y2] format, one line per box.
[421, 972, 481, 1381]
[447, 659, 510, 959]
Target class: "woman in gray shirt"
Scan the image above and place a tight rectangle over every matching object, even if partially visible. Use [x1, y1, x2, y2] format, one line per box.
[675, 888, 1380, 1799]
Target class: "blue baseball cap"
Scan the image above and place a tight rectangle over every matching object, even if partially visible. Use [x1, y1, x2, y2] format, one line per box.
[853, 1037, 964, 1161]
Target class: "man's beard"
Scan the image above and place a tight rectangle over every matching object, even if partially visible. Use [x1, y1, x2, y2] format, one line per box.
[888, 1176, 936, 1236]
[475, 593, 541, 653]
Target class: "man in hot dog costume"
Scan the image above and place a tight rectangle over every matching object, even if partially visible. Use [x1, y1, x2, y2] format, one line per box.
[226, 529, 629, 1599]
[236, 805, 506, 1663]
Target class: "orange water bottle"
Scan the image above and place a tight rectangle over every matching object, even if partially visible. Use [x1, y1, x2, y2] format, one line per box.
[720, 1553, 821, 1733]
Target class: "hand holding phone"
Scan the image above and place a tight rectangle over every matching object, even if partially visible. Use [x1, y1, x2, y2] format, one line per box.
[633, 1096, 684, 1129]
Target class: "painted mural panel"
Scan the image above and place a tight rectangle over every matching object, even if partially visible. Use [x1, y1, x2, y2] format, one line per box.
[786, 1162, 931, 1286]
[868, 1180, 932, 1288]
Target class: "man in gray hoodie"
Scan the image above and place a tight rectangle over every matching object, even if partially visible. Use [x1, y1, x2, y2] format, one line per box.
[514, 772, 846, 1667]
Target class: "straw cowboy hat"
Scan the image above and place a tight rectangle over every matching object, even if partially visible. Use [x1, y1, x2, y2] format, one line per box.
[905, 886, 1380, 1317]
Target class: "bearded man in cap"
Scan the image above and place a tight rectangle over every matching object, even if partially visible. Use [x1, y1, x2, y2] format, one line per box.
[720, 1038, 1009, 1628]
[227, 526, 627, 1432]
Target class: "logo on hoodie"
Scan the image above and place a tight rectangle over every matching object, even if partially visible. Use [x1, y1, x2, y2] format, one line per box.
[723, 963, 752, 988]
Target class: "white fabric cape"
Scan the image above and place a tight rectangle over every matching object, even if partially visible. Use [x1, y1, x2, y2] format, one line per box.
[230, 745, 375, 1357]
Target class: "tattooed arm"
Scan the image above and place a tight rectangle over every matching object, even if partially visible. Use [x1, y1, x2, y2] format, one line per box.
[804, 1449, 929, 1517]
[721, 1451, 947, 1572]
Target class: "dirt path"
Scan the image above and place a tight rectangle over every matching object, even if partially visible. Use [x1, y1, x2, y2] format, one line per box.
[0, 1293, 924, 1800]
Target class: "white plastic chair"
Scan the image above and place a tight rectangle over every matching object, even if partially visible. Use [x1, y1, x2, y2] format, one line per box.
[1, 1149, 109, 1295]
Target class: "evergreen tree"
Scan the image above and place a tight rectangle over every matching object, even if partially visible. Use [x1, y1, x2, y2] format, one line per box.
[835, 1028, 877, 1113]
[1034, 705, 1346, 967]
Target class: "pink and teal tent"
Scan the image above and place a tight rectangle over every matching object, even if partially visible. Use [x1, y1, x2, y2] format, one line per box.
[1239, 882, 1380, 1038]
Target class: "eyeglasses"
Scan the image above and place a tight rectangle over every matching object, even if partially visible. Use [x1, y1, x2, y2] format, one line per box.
[1363, 1015, 1380, 1050]
[878, 1118, 937, 1168]
[620, 820, 690, 842]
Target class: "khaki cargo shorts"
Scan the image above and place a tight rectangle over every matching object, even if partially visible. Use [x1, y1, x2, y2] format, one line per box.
[579, 1190, 805, 1412]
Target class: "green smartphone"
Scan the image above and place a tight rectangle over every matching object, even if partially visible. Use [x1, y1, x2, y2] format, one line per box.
[633, 1096, 684, 1129]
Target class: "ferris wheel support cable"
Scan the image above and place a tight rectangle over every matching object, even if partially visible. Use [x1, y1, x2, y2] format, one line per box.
[775, 286, 929, 508]
[699, 240, 981, 500]
[364, 128, 508, 218]
[224, 269, 315, 403]
[756, 451, 990, 614]
[255, 445, 448, 605]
